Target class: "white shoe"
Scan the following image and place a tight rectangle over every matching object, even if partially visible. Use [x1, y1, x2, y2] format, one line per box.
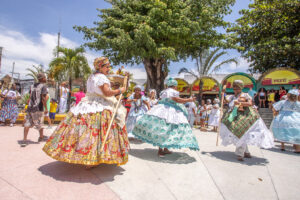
[10, 123, 14, 127]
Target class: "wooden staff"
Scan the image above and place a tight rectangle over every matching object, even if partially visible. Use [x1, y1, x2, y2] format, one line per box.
[100, 74, 128, 152]
[216, 84, 227, 146]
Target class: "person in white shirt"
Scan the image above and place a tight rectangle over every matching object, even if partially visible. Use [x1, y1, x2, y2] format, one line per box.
[59, 82, 69, 113]
[208, 98, 220, 132]
[205, 99, 212, 128]
[187, 97, 197, 128]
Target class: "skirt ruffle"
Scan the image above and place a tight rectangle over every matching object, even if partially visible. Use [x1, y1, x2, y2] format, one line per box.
[220, 118, 274, 148]
[43, 110, 129, 166]
[132, 114, 199, 150]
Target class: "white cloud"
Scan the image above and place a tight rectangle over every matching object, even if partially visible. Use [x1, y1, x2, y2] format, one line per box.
[0, 25, 92, 79]
[217, 57, 251, 74]
[0, 25, 148, 81]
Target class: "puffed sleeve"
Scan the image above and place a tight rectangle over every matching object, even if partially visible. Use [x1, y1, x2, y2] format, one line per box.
[169, 89, 179, 98]
[243, 93, 252, 101]
[95, 74, 111, 87]
[273, 100, 285, 111]
[225, 94, 233, 102]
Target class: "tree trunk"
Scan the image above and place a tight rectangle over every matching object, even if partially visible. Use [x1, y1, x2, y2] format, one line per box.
[198, 79, 203, 103]
[143, 58, 168, 95]
[67, 77, 72, 111]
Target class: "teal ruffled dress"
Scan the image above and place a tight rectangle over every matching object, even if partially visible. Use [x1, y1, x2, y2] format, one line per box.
[132, 88, 199, 150]
[271, 100, 300, 145]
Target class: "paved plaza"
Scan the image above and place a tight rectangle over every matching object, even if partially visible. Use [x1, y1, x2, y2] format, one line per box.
[0, 125, 299, 200]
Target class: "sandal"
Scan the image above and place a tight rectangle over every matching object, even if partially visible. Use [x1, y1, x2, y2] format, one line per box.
[20, 140, 28, 147]
[237, 156, 244, 161]
[244, 153, 252, 158]
[38, 136, 49, 142]
[163, 148, 172, 154]
[158, 148, 165, 157]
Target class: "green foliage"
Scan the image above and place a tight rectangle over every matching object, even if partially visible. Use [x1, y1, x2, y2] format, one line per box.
[26, 64, 46, 82]
[49, 47, 91, 84]
[228, 0, 300, 73]
[74, 0, 235, 91]
[19, 93, 30, 105]
[179, 47, 238, 78]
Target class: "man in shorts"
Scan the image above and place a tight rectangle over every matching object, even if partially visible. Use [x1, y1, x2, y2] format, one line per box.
[21, 73, 48, 147]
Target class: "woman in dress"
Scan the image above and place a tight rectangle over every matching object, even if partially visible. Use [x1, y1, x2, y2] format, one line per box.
[279, 86, 287, 100]
[208, 98, 220, 132]
[43, 57, 129, 166]
[187, 98, 197, 128]
[271, 89, 300, 153]
[258, 88, 266, 108]
[205, 99, 212, 128]
[0, 83, 21, 127]
[132, 78, 199, 156]
[126, 86, 150, 138]
[220, 80, 274, 161]
[148, 89, 158, 109]
[198, 100, 207, 130]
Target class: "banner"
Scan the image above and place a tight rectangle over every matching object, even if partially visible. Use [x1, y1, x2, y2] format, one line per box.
[192, 78, 219, 93]
[261, 69, 300, 85]
[175, 78, 190, 93]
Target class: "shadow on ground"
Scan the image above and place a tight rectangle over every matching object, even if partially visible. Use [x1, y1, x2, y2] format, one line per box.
[38, 161, 125, 185]
[17, 140, 39, 146]
[129, 148, 196, 164]
[265, 145, 300, 156]
[201, 151, 269, 166]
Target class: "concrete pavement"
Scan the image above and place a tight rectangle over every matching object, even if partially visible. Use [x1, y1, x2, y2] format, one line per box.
[0, 126, 299, 200]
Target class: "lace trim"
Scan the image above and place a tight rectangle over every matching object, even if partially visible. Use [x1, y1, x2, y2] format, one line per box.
[158, 98, 188, 118]
[146, 104, 189, 124]
[220, 118, 274, 148]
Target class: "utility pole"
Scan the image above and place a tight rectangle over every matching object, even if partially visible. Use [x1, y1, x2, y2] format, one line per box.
[57, 32, 60, 57]
[0, 47, 3, 73]
[11, 62, 15, 79]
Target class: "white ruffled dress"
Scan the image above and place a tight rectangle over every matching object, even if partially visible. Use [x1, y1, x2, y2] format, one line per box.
[208, 103, 220, 126]
[220, 93, 274, 149]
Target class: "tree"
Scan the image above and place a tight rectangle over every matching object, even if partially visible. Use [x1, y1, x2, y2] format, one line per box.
[49, 47, 91, 107]
[74, 0, 235, 93]
[26, 64, 45, 82]
[228, 0, 300, 73]
[178, 47, 237, 101]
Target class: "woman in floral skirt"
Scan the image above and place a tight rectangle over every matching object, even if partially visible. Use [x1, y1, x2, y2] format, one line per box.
[43, 57, 129, 166]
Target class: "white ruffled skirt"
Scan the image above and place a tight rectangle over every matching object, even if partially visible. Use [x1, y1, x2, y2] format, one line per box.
[220, 118, 274, 148]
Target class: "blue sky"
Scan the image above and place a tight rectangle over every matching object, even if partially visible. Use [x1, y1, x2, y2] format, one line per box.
[0, 0, 252, 79]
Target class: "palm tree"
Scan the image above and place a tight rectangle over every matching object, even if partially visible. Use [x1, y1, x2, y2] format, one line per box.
[178, 48, 238, 101]
[49, 47, 91, 108]
[26, 64, 45, 82]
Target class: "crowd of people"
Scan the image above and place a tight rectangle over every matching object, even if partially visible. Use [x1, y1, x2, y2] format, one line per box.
[0, 56, 298, 166]
[251, 86, 299, 109]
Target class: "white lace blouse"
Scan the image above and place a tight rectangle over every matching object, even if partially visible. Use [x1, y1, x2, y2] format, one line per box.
[86, 73, 111, 95]
[160, 88, 179, 99]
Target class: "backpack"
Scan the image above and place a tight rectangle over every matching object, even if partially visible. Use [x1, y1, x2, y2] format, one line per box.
[27, 83, 46, 112]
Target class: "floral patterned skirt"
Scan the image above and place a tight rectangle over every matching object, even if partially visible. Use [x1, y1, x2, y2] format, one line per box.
[0, 99, 19, 123]
[43, 110, 129, 166]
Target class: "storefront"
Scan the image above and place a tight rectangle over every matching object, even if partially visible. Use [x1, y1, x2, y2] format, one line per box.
[191, 77, 220, 100]
[222, 72, 256, 93]
[257, 68, 300, 91]
[175, 78, 190, 96]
